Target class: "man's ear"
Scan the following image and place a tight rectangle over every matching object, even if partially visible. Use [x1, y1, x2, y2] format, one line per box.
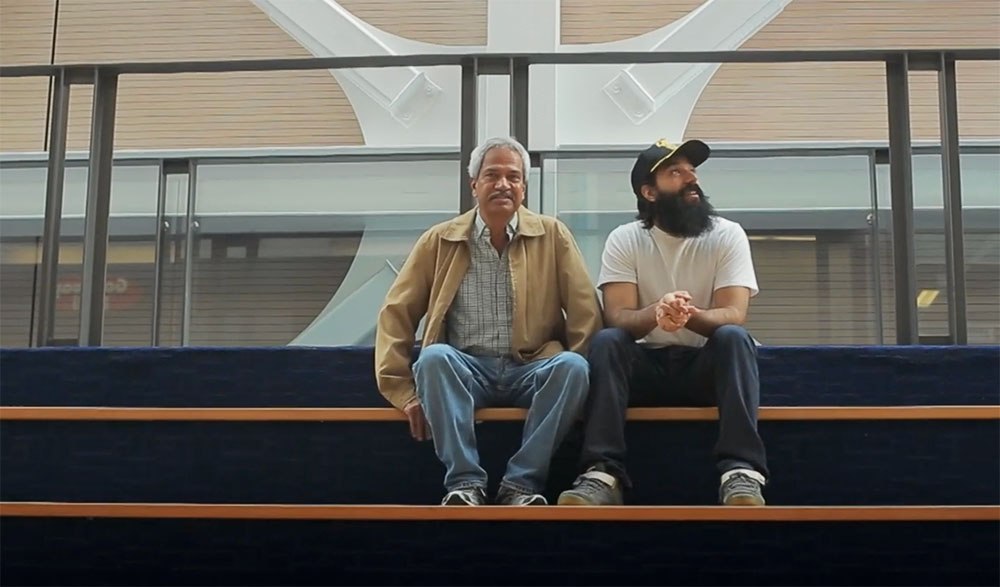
[639, 184, 657, 202]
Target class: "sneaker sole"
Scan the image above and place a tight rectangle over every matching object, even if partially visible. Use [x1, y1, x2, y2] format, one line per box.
[557, 493, 599, 506]
[442, 495, 480, 506]
[522, 496, 547, 506]
[723, 495, 766, 506]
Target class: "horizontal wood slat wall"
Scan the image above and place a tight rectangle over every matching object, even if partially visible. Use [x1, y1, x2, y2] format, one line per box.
[0, 263, 34, 347]
[337, 0, 486, 46]
[2, 0, 998, 148]
[746, 239, 875, 345]
[2, 406, 997, 422]
[0, 0, 54, 64]
[0, 0, 54, 151]
[561, 0, 1000, 141]
[560, 0, 704, 44]
[562, 0, 1000, 48]
[0, 78, 49, 152]
[35, 243, 359, 348]
[2, 502, 998, 522]
[184, 253, 358, 346]
[686, 0, 1000, 141]
[687, 61, 1000, 142]
[51, 0, 363, 149]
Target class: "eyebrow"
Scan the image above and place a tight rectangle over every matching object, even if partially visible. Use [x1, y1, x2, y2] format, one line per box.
[482, 166, 522, 175]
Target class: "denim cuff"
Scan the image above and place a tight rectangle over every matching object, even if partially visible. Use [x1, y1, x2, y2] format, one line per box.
[498, 480, 537, 495]
[448, 481, 487, 492]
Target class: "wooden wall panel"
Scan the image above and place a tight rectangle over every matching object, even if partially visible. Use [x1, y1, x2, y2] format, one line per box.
[0, 0, 56, 151]
[0, 78, 50, 152]
[560, 0, 704, 44]
[0, 0, 53, 63]
[2, 1, 998, 149]
[53, 0, 362, 149]
[338, 0, 486, 45]
[687, 0, 1000, 141]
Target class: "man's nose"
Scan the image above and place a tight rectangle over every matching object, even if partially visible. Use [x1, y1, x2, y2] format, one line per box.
[495, 176, 511, 190]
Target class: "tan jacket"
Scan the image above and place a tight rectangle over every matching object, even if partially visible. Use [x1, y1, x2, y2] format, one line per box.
[375, 207, 603, 410]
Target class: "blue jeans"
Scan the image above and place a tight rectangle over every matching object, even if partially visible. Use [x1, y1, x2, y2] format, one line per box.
[413, 344, 589, 494]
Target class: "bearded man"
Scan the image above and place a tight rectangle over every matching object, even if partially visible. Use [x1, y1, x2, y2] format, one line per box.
[557, 139, 770, 507]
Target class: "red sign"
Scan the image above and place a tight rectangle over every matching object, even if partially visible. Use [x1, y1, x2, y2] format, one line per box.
[56, 276, 142, 311]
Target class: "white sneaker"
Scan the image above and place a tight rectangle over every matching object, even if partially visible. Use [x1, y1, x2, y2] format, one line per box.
[495, 485, 547, 506]
[719, 469, 766, 506]
[441, 486, 487, 506]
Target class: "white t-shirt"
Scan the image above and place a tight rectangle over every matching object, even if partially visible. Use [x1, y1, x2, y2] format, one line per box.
[597, 217, 759, 348]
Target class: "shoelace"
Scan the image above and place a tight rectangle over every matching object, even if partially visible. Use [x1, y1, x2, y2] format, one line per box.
[453, 488, 485, 502]
[573, 476, 612, 496]
[500, 486, 541, 503]
[724, 473, 760, 494]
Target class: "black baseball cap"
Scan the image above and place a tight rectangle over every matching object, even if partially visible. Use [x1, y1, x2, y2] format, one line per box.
[630, 138, 710, 196]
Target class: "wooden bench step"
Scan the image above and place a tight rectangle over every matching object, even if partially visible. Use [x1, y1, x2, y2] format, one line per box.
[2, 502, 997, 522]
[2, 405, 997, 421]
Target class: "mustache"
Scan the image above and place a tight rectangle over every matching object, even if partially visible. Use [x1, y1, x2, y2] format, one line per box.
[489, 191, 513, 199]
[682, 182, 704, 198]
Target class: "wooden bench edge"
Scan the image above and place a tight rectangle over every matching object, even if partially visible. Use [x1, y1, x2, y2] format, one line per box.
[0, 405, 997, 421]
[1, 502, 998, 522]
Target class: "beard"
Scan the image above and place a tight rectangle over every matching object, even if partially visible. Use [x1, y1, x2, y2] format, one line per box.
[650, 183, 716, 238]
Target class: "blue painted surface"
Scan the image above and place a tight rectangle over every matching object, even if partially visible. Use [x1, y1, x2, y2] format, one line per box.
[2, 345, 998, 407]
[2, 517, 997, 586]
[2, 418, 997, 506]
[2, 345, 997, 585]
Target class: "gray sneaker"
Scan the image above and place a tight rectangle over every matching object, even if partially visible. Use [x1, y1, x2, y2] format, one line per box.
[441, 486, 488, 506]
[495, 485, 547, 506]
[557, 469, 624, 505]
[719, 470, 766, 506]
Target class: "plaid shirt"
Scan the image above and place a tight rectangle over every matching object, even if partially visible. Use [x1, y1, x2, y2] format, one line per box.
[445, 211, 519, 357]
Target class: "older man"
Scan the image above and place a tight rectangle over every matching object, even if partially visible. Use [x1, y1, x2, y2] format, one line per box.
[375, 136, 602, 506]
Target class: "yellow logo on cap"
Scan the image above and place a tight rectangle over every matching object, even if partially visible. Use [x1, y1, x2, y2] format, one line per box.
[655, 139, 677, 150]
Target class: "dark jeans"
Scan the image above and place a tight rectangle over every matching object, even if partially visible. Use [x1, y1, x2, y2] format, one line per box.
[580, 325, 769, 488]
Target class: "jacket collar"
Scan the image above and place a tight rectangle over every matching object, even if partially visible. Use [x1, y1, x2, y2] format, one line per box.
[441, 206, 545, 242]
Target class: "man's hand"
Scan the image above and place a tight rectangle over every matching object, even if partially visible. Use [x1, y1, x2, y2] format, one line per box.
[403, 399, 431, 441]
[655, 290, 699, 332]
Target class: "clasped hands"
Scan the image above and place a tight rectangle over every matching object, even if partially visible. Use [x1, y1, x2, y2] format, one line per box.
[654, 290, 700, 332]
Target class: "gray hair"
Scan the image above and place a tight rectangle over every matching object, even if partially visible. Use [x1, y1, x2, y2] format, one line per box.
[467, 136, 531, 181]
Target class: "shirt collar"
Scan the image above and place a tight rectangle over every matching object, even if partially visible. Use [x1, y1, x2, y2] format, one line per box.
[474, 209, 518, 239]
